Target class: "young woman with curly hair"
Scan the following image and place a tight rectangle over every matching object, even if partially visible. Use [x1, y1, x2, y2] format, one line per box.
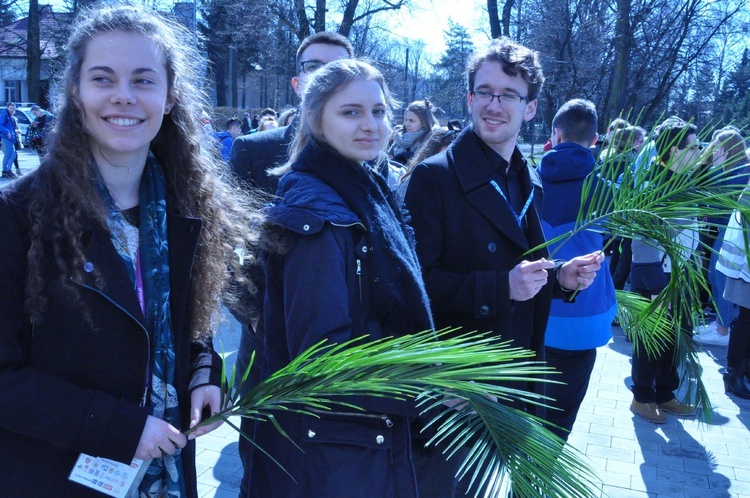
[0, 4, 261, 496]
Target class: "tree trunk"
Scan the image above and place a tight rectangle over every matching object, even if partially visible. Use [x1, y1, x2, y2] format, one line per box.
[338, 0, 360, 37]
[214, 60, 227, 107]
[314, 0, 327, 32]
[295, 0, 310, 40]
[26, 0, 41, 104]
[404, 47, 410, 102]
[230, 46, 239, 107]
[501, 0, 514, 37]
[604, 0, 631, 128]
[488, 0, 501, 39]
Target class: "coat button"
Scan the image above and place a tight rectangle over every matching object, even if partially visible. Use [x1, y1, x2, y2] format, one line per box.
[479, 305, 490, 316]
[362, 246, 368, 253]
[307, 430, 316, 438]
[303, 224, 310, 231]
[83, 262, 94, 273]
[376, 435, 385, 444]
[487, 242, 497, 253]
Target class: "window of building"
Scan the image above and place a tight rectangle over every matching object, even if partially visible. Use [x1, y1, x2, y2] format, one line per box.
[4, 80, 21, 103]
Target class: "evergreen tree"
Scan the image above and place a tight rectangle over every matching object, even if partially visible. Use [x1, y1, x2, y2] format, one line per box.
[0, 0, 18, 27]
[432, 20, 474, 120]
[716, 49, 750, 130]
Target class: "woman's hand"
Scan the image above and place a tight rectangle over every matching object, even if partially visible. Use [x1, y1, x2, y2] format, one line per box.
[134, 415, 186, 460]
[187, 385, 225, 440]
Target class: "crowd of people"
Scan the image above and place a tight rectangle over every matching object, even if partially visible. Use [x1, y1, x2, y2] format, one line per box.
[1, 3, 749, 497]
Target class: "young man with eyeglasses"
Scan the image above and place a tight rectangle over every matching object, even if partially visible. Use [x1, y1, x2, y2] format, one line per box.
[403, 37, 604, 496]
[231, 31, 353, 498]
[230, 31, 353, 194]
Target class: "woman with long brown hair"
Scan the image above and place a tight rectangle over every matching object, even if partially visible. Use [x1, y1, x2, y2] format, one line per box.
[0, 4, 260, 496]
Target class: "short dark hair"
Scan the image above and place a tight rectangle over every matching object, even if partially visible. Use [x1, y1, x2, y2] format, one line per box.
[467, 37, 544, 101]
[653, 118, 698, 162]
[552, 99, 598, 146]
[295, 31, 354, 71]
[225, 118, 241, 130]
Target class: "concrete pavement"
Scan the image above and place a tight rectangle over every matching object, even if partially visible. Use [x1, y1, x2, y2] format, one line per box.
[5, 148, 750, 498]
[0, 147, 38, 182]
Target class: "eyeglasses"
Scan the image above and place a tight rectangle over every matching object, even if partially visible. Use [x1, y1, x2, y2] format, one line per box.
[471, 91, 528, 105]
[299, 60, 326, 75]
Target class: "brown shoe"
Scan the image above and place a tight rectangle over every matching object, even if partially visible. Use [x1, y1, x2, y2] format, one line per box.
[630, 400, 666, 424]
[658, 398, 696, 417]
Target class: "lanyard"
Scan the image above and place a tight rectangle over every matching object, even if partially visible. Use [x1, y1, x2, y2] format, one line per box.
[490, 179, 534, 228]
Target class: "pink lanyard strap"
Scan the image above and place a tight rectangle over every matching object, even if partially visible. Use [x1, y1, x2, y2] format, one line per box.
[134, 249, 146, 318]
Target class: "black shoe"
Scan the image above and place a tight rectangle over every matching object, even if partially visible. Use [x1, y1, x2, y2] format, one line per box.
[1, 171, 16, 179]
[723, 368, 750, 400]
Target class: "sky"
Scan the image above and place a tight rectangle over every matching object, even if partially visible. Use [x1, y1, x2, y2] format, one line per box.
[380, 0, 490, 59]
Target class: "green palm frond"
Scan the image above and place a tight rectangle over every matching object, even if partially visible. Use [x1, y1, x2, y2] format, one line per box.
[189, 329, 601, 497]
[534, 122, 750, 420]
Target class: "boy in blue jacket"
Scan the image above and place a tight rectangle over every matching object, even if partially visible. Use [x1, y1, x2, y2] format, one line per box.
[538, 99, 617, 440]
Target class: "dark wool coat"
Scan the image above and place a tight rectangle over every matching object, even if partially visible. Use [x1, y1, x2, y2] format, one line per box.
[229, 115, 298, 195]
[0, 172, 222, 497]
[248, 163, 419, 498]
[403, 127, 569, 402]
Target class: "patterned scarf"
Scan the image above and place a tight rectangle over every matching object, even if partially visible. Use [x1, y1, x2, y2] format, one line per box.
[388, 128, 426, 157]
[92, 154, 186, 497]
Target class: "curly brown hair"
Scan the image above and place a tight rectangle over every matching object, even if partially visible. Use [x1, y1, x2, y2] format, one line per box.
[26, 4, 262, 338]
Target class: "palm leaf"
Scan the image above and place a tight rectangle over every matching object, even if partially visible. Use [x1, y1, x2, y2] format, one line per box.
[187, 328, 602, 497]
[532, 121, 750, 420]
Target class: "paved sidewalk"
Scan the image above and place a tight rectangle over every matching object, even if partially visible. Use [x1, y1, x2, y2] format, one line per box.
[199, 319, 750, 498]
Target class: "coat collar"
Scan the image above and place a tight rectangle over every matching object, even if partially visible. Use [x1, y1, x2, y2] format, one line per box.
[73, 212, 202, 331]
[446, 127, 545, 254]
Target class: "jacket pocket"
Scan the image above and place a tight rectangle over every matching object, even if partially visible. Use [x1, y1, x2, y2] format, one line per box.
[299, 412, 399, 497]
[304, 411, 394, 449]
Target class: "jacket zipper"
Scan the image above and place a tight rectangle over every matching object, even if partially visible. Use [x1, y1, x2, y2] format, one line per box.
[356, 259, 363, 303]
[71, 278, 151, 406]
[310, 407, 393, 427]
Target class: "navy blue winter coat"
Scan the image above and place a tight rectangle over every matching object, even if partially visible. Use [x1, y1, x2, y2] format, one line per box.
[248, 163, 419, 497]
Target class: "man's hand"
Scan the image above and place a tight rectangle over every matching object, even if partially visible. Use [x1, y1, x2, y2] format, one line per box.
[134, 416, 186, 460]
[509, 258, 556, 301]
[558, 251, 605, 291]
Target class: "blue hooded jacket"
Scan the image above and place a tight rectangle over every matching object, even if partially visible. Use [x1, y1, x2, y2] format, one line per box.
[537, 142, 617, 350]
[0, 109, 16, 143]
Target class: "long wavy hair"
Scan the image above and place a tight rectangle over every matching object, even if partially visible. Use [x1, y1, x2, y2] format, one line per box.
[25, 4, 262, 337]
